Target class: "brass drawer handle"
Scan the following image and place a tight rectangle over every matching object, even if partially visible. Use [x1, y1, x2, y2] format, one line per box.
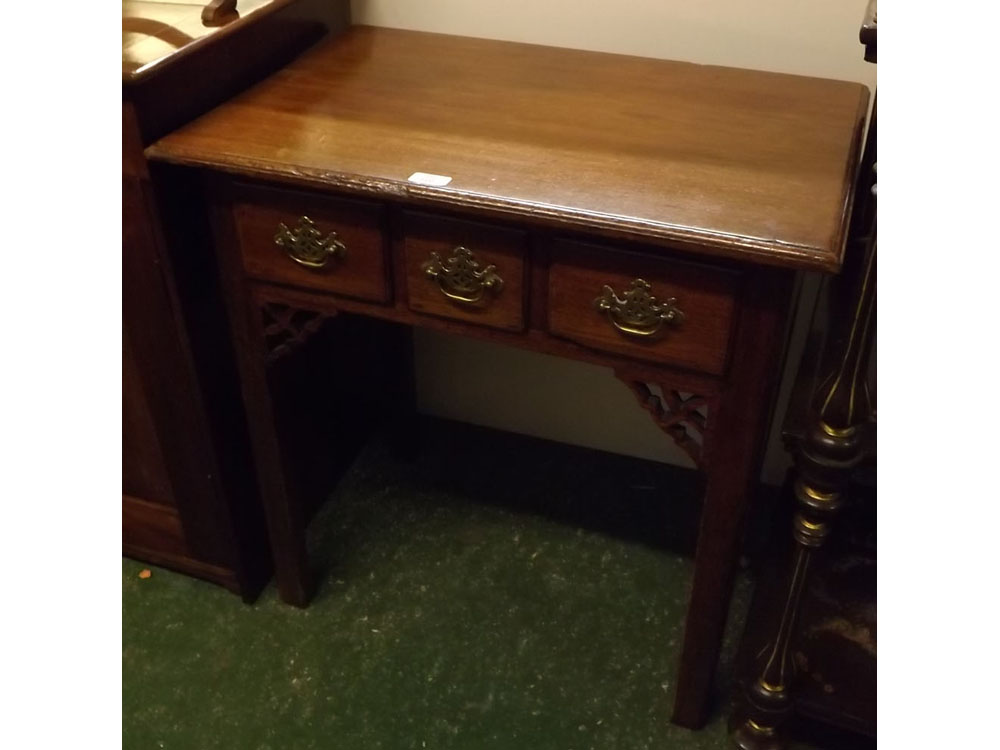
[274, 216, 347, 270]
[422, 246, 504, 304]
[595, 279, 684, 338]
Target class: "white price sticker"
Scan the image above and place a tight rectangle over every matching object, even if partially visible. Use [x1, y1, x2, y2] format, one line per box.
[407, 172, 453, 187]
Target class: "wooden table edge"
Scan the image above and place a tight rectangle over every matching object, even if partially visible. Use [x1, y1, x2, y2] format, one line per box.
[145, 146, 846, 274]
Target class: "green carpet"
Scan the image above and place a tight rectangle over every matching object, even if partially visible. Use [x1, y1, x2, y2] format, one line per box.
[123, 419, 756, 749]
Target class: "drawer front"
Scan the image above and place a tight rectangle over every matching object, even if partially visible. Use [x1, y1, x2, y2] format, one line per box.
[403, 211, 526, 332]
[548, 240, 740, 375]
[232, 185, 390, 304]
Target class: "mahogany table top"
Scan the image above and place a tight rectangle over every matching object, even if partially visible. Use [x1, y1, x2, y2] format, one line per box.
[148, 26, 869, 272]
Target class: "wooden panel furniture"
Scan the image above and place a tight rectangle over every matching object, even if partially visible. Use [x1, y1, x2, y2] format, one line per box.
[122, 0, 349, 597]
[731, 5, 877, 748]
[146, 26, 869, 726]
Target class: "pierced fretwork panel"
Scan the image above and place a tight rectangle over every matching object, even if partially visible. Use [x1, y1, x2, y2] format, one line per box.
[260, 302, 332, 363]
[618, 379, 709, 469]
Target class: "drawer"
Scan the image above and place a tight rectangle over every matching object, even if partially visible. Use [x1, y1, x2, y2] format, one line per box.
[232, 184, 390, 304]
[547, 240, 740, 375]
[403, 211, 527, 332]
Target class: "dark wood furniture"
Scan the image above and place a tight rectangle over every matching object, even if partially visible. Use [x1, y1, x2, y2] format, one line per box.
[202, 0, 239, 26]
[146, 26, 869, 726]
[731, 6, 876, 748]
[122, 0, 350, 597]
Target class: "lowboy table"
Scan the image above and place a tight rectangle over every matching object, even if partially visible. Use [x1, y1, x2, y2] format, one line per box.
[147, 26, 869, 729]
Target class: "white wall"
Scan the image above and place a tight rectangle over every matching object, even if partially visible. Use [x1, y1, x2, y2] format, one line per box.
[351, 1, 875, 83]
[351, 0, 876, 482]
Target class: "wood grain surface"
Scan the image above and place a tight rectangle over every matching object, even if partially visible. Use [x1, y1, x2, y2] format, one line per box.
[148, 26, 869, 272]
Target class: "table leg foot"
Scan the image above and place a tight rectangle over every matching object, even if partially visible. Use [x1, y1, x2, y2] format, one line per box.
[670, 472, 745, 728]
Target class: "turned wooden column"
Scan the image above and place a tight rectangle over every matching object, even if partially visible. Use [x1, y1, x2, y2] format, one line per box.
[732, 8, 876, 745]
[732, 121, 875, 750]
[730, 252, 874, 746]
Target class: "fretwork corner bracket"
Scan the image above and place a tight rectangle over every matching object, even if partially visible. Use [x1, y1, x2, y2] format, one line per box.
[615, 374, 709, 469]
[260, 302, 334, 363]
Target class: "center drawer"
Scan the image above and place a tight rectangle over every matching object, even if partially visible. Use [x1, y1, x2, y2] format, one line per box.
[231, 184, 390, 304]
[403, 211, 527, 332]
